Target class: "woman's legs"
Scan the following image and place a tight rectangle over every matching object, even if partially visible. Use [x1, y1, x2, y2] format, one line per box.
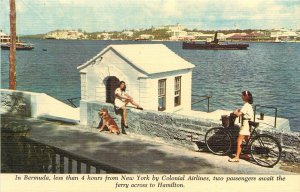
[234, 134, 245, 160]
[120, 100, 130, 126]
[120, 98, 142, 127]
[121, 105, 127, 126]
[127, 98, 142, 108]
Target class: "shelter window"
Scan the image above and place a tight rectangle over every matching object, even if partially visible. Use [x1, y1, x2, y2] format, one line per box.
[174, 76, 181, 106]
[158, 79, 166, 111]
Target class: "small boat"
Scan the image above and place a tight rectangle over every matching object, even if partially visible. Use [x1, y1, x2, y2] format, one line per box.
[272, 36, 282, 43]
[1, 42, 34, 50]
[182, 32, 249, 50]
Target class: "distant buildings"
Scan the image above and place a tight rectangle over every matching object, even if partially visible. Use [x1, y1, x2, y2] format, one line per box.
[97, 33, 113, 40]
[227, 32, 271, 42]
[156, 24, 185, 31]
[270, 28, 299, 41]
[226, 29, 300, 42]
[44, 30, 87, 40]
[34, 26, 300, 42]
[157, 24, 193, 41]
[136, 34, 154, 40]
[193, 33, 213, 41]
[0, 31, 10, 44]
[122, 31, 134, 37]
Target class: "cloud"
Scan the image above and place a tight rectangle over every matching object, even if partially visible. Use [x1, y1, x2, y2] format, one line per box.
[142, 0, 179, 18]
[175, 0, 300, 29]
[16, 1, 30, 13]
[2, 0, 299, 34]
[161, 0, 182, 17]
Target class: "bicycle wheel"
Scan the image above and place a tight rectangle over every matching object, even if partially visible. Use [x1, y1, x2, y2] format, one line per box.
[250, 134, 282, 167]
[205, 127, 232, 155]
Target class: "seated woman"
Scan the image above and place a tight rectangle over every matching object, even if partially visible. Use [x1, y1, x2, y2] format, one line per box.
[114, 81, 143, 128]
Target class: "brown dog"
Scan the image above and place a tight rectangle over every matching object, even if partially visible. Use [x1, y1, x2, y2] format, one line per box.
[98, 109, 120, 135]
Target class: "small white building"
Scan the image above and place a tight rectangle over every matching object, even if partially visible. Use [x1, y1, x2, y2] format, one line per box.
[0, 31, 10, 44]
[137, 34, 154, 40]
[77, 44, 195, 113]
[97, 33, 113, 40]
[122, 31, 134, 37]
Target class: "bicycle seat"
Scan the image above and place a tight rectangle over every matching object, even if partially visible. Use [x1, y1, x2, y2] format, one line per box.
[249, 121, 259, 128]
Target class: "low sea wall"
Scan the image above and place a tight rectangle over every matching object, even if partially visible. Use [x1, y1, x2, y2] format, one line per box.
[0, 89, 79, 123]
[1, 89, 299, 163]
[81, 100, 300, 163]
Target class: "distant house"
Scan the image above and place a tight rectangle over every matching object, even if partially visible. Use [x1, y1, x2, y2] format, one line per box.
[158, 24, 186, 31]
[270, 29, 299, 41]
[97, 33, 113, 40]
[194, 33, 215, 41]
[77, 44, 195, 114]
[0, 31, 10, 44]
[227, 32, 270, 41]
[136, 34, 154, 40]
[168, 30, 188, 41]
[122, 31, 134, 37]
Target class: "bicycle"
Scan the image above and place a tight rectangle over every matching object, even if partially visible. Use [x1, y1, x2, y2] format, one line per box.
[205, 116, 282, 167]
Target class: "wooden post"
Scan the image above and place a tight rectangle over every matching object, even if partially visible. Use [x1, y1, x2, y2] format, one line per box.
[9, 0, 17, 90]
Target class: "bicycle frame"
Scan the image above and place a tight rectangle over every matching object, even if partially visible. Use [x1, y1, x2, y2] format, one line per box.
[242, 123, 259, 149]
[205, 120, 282, 167]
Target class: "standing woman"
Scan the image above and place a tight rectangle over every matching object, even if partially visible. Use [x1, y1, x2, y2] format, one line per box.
[114, 81, 143, 128]
[229, 90, 254, 162]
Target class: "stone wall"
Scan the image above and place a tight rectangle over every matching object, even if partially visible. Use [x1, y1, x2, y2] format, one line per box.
[260, 129, 300, 163]
[81, 100, 300, 163]
[1, 89, 79, 123]
[1, 89, 299, 163]
[0, 89, 32, 117]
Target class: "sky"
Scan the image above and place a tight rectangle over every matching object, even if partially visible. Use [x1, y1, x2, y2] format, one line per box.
[0, 0, 299, 35]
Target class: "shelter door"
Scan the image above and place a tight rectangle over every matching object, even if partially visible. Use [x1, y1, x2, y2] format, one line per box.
[106, 76, 120, 104]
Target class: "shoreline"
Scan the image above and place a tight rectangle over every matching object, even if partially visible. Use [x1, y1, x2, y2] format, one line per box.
[21, 38, 300, 43]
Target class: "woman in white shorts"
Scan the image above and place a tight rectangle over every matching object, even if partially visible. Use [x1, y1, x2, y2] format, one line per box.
[229, 90, 254, 162]
[115, 81, 143, 128]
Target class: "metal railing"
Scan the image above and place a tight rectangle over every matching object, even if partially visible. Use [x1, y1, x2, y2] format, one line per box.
[191, 94, 211, 112]
[66, 97, 81, 108]
[254, 104, 278, 128]
[25, 138, 128, 174]
[2, 135, 128, 174]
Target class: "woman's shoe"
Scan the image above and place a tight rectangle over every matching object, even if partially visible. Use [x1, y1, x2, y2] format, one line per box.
[136, 106, 143, 110]
[240, 154, 251, 159]
[228, 158, 239, 162]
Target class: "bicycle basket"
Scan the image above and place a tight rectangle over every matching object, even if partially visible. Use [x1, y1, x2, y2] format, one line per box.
[221, 115, 229, 128]
[221, 113, 237, 128]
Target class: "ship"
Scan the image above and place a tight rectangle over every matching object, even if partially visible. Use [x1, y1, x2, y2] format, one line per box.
[1, 42, 34, 50]
[1, 31, 34, 50]
[182, 32, 249, 50]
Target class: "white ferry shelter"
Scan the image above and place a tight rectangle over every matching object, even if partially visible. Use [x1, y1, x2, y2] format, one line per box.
[77, 44, 195, 113]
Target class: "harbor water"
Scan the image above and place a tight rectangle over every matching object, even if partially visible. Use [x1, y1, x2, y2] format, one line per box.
[1, 39, 299, 131]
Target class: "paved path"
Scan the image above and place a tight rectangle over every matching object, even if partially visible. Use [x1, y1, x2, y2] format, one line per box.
[1, 114, 296, 174]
